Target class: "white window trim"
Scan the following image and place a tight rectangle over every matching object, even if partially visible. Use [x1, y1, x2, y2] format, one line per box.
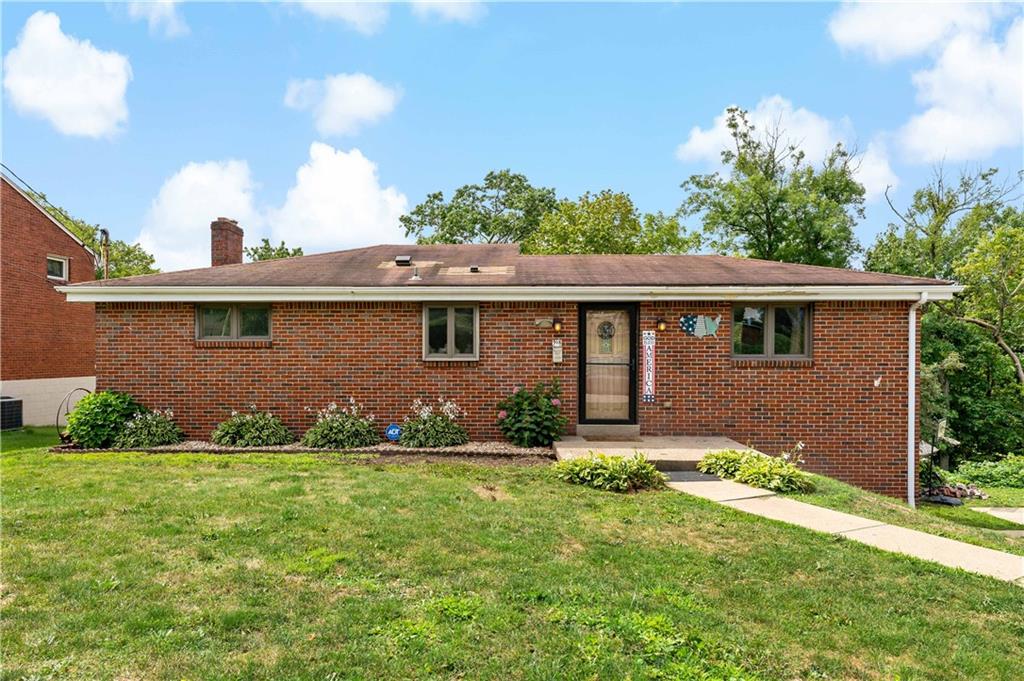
[732, 303, 812, 360]
[422, 304, 479, 361]
[195, 304, 272, 340]
[46, 255, 69, 281]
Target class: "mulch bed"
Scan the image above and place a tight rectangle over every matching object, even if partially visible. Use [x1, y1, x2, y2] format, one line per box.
[49, 440, 555, 467]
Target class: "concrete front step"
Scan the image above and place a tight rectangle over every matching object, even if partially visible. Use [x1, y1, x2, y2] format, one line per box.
[553, 435, 752, 472]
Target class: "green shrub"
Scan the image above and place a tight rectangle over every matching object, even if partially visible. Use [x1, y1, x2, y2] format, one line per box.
[696, 449, 750, 478]
[302, 400, 380, 449]
[114, 409, 183, 449]
[698, 447, 815, 493]
[66, 391, 144, 448]
[211, 406, 294, 447]
[952, 454, 1024, 488]
[496, 380, 568, 447]
[399, 399, 469, 448]
[551, 453, 666, 492]
[734, 455, 815, 493]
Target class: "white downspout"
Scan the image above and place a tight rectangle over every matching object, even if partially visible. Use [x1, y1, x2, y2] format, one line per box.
[907, 292, 928, 508]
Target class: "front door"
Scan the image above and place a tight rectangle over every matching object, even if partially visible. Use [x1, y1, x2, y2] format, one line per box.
[578, 304, 638, 424]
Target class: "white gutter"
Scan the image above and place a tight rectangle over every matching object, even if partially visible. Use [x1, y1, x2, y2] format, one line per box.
[58, 283, 963, 303]
[907, 291, 928, 508]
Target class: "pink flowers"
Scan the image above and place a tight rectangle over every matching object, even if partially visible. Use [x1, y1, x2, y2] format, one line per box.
[497, 410, 508, 420]
[512, 386, 521, 394]
[550, 398, 561, 407]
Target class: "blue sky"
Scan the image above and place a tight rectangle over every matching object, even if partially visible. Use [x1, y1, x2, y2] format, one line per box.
[3, 2, 1021, 271]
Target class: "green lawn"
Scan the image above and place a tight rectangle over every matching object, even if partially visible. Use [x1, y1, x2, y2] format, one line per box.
[2, 433, 1024, 680]
[970, 487, 1024, 507]
[791, 474, 1024, 556]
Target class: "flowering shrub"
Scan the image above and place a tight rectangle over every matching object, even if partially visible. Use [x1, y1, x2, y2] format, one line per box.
[698, 443, 814, 493]
[496, 380, 568, 447]
[399, 399, 469, 448]
[66, 391, 144, 448]
[211, 406, 294, 447]
[552, 453, 665, 492]
[302, 400, 380, 449]
[114, 409, 183, 449]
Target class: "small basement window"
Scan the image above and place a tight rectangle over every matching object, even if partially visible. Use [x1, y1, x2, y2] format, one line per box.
[423, 304, 478, 361]
[732, 304, 811, 359]
[46, 256, 68, 281]
[197, 304, 271, 340]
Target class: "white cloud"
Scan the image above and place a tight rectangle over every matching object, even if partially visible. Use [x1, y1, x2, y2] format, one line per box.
[828, 1, 1003, 62]
[900, 18, 1022, 162]
[269, 142, 408, 252]
[284, 72, 401, 137]
[127, 1, 189, 38]
[296, 2, 389, 35]
[410, 1, 486, 24]
[2, 11, 132, 138]
[137, 160, 263, 272]
[676, 95, 897, 200]
[138, 144, 407, 270]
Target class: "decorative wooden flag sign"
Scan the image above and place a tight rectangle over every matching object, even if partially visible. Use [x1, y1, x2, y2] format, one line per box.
[642, 330, 656, 403]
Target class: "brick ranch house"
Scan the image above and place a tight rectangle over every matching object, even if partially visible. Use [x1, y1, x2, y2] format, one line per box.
[61, 219, 961, 500]
[1, 174, 97, 424]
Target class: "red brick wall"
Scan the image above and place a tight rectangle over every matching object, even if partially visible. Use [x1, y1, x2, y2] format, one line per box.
[95, 301, 578, 440]
[93, 298, 917, 497]
[639, 301, 916, 497]
[1, 179, 95, 380]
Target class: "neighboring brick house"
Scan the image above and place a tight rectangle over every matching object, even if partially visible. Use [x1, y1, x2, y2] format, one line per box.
[61, 220, 959, 500]
[1, 174, 97, 424]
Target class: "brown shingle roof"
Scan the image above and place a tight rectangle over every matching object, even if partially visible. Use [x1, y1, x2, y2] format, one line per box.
[71, 243, 951, 288]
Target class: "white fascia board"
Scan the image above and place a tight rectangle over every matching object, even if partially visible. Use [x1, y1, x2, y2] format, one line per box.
[58, 284, 963, 303]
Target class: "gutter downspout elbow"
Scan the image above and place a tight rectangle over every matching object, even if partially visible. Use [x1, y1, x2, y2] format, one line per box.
[907, 292, 928, 508]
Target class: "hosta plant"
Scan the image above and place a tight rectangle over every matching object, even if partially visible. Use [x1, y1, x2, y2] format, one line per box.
[114, 409, 183, 449]
[302, 399, 380, 449]
[399, 399, 470, 448]
[211, 406, 294, 447]
[551, 453, 666, 492]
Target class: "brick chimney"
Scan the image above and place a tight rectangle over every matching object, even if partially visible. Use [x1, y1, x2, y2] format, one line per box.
[211, 217, 243, 266]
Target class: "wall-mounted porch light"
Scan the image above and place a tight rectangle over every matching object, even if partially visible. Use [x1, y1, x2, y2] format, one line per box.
[552, 318, 563, 333]
[656, 318, 667, 332]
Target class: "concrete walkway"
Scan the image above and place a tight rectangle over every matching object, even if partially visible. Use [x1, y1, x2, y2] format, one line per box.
[667, 472, 1024, 584]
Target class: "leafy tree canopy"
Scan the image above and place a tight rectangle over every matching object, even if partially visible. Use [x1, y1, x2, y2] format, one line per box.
[245, 239, 303, 262]
[400, 170, 557, 244]
[522, 190, 698, 255]
[680, 107, 863, 268]
[865, 167, 1024, 460]
[30, 191, 157, 279]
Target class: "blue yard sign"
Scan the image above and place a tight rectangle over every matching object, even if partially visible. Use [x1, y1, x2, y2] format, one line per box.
[385, 423, 402, 441]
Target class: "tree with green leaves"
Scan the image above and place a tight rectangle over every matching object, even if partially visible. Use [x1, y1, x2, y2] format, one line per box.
[244, 239, 303, 261]
[400, 170, 557, 244]
[522, 190, 698, 255]
[865, 167, 1024, 461]
[680, 107, 863, 268]
[30, 191, 157, 279]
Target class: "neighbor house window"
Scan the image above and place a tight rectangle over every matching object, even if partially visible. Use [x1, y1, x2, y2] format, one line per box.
[732, 304, 810, 358]
[423, 304, 478, 360]
[196, 305, 271, 340]
[46, 256, 68, 281]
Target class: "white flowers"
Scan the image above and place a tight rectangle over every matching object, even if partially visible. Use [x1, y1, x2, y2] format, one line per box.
[312, 398, 375, 422]
[410, 398, 464, 421]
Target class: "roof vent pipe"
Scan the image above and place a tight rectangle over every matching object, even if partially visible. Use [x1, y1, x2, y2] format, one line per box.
[409, 266, 421, 282]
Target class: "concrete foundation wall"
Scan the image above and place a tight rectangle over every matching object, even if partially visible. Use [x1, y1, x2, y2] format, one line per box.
[0, 376, 95, 426]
